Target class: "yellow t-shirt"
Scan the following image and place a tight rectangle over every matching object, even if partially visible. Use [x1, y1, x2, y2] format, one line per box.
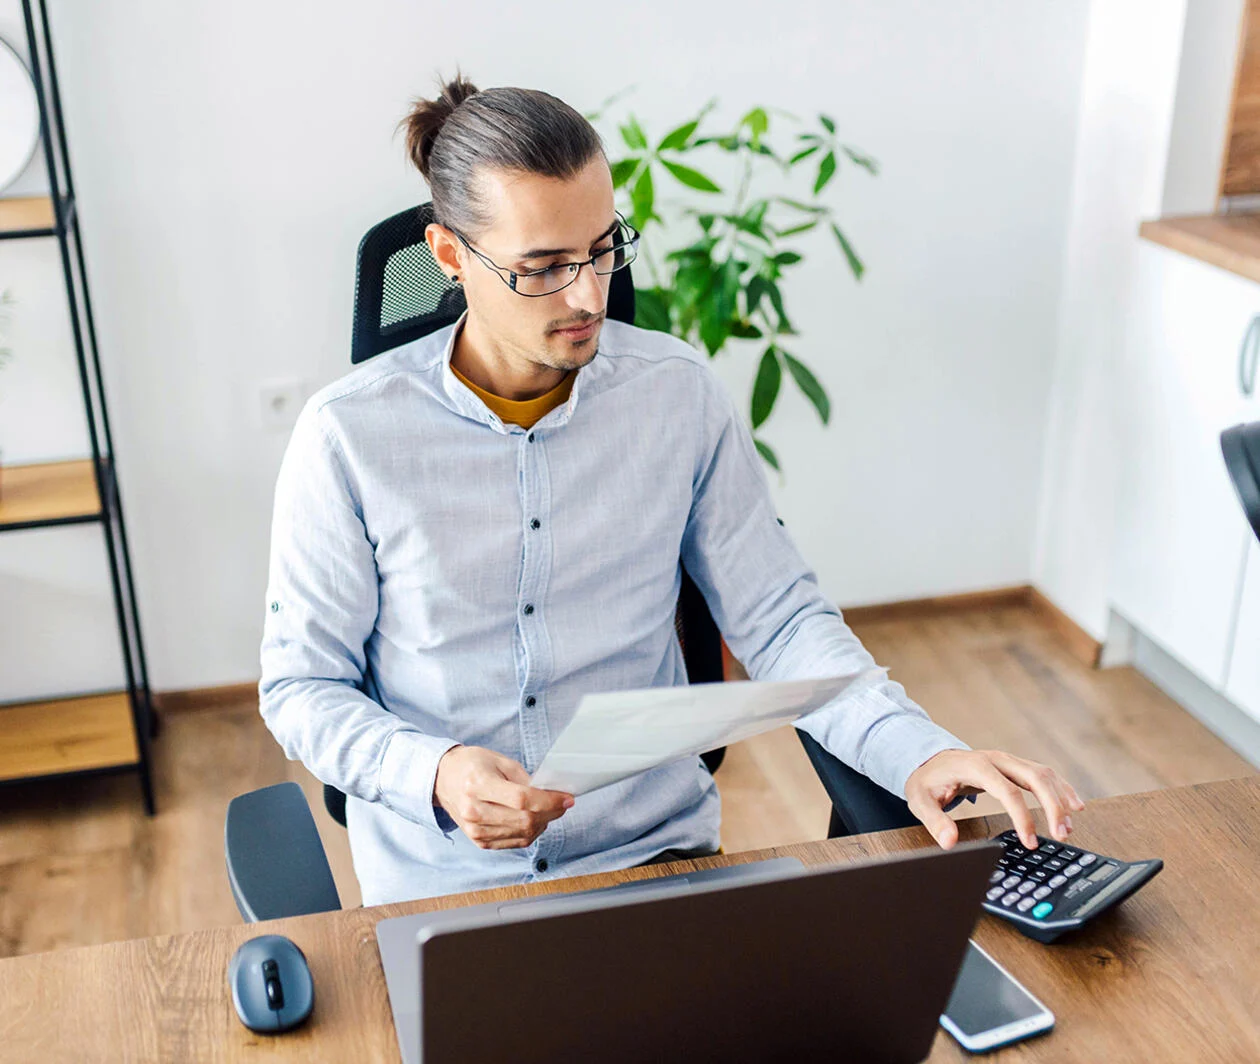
[451, 362, 575, 429]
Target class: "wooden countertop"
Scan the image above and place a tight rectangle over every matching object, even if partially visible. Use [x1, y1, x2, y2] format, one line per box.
[1, 776, 1258, 1062]
[1140, 212, 1260, 285]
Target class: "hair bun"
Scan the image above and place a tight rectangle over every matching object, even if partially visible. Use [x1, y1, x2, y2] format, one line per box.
[399, 71, 480, 181]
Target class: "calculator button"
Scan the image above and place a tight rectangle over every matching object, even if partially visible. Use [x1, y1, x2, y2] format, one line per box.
[1033, 886, 1052, 900]
[1032, 901, 1054, 919]
[1048, 874, 1067, 888]
[1045, 858, 1065, 870]
[1078, 853, 1097, 867]
[1017, 881, 1037, 895]
[1001, 893, 1020, 907]
[1025, 852, 1045, 865]
[1059, 848, 1080, 861]
[1064, 863, 1082, 877]
[1002, 875, 1020, 889]
[1039, 842, 1060, 854]
[1029, 869, 1050, 882]
[986, 886, 1005, 901]
[997, 857, 1009, 868]
[1017, 897, 1037, 912]
[989, 870, 1005, 884]
[1013, 864, 1030, 875]
[1008, 845, 1027, 858]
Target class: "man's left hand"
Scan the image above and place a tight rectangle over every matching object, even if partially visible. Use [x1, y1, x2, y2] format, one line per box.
[904, 749, 1086, 851]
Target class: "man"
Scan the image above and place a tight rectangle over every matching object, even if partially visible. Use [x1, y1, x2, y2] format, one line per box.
[259, 76, 1084, 906]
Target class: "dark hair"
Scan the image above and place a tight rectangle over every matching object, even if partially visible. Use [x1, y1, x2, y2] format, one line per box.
[398, 69, 607, 239]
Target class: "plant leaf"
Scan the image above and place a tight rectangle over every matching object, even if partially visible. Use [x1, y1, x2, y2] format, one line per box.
[657, 119, 699, 152]
[728, 318, 764, 339]
[842, 146, 879, 174]
[620, 116, 649, 151]
[659, 158, 723, 193]
[774, 220, 819, 238]
[610, 158, 639, 189]
[765, 280, 791, 332]
[789, 144, 821, 166]
[813, 150, 837, 195]
[830, 222, 864, 280]
[634, 286, 673, 333]
[781, 350, 830, 424]
[772, 250, 802, 266]
[751, 347, 782, 429]
[819, 114, 836, 134]
[775, 196, 830, 215]
[631, 165, 655, 227]
[746, 274, 768, 318]
[741, 107, 769, 147]
[754, 438, 780, 471]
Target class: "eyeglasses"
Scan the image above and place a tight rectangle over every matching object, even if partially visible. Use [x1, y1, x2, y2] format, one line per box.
[450, 210, 640, 297]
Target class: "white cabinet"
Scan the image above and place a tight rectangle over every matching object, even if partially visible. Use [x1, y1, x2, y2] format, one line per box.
[1226, 539, 1260, 724]
[1110, 242, 1255, 688]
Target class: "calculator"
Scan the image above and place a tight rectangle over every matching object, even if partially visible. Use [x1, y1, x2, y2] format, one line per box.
[981, 829, 1163, 944]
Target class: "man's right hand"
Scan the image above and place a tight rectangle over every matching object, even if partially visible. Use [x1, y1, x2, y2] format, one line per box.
[433, 745, 574, 849]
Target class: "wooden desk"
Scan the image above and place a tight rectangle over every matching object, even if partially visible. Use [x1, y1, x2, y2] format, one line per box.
[1, 777, 1257, 1062]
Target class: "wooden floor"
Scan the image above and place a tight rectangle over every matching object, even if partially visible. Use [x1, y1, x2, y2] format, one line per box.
[0, 603, 1253, 960]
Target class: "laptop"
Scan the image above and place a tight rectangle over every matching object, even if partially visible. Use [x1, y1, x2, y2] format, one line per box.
[376, 840, 1001, 1064]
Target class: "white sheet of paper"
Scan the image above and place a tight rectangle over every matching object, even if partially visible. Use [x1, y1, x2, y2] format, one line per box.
[529, 669, 887, 796]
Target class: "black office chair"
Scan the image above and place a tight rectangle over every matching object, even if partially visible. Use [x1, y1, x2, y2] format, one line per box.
[224, 202, 924, 922]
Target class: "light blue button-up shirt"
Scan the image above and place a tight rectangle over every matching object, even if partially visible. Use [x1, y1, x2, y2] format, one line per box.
[258, 308, 970, 906]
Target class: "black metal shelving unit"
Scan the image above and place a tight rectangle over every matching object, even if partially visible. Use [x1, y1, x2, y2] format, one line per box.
[0, 0, 156, 813]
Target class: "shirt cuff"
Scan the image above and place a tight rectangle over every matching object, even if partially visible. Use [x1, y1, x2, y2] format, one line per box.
[854, 693, 973, 801]
[377, 729, 463, 837]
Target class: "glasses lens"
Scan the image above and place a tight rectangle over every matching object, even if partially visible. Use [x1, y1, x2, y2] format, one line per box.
[516, 266, 573, 297]
[593, 236, 638, 275]
[515, 237, 639, 296]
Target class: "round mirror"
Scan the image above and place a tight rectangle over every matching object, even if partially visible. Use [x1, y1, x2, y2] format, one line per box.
[0, 36, 40, 194]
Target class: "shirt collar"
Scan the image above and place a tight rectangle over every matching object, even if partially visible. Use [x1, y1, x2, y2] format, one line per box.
[438, 306, 596, 435]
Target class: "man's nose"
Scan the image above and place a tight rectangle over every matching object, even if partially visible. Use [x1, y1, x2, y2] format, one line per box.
[564, 261, 608, 315]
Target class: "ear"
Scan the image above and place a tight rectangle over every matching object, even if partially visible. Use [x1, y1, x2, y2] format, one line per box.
[425, 223, 463, 281]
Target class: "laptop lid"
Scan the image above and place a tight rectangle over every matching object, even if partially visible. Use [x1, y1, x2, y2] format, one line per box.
[410, 840, 1000, 1063]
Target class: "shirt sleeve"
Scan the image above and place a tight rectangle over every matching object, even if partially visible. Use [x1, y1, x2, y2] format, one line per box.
[678, 363, 972, 801]
[258, 400, 462, 837]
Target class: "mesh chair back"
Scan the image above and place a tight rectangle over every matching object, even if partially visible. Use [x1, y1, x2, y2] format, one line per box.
[351, 202, 637, 364]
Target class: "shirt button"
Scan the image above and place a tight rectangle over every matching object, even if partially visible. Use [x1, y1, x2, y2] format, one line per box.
[529, 518, 541, 530]
[269, 601, 280, 613]
[527, 432, 535, 443]
[536, 859, 549, 872]
[525, 695, 537, 708]
[522, 603, 535, 616]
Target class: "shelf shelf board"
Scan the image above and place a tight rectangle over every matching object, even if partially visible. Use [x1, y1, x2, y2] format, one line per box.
[0, 195, 57, 239]
[0, 691, 139, 783]
[0, 458, 104, 531]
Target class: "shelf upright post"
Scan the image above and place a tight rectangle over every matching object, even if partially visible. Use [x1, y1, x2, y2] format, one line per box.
[19, 0, 156, 813]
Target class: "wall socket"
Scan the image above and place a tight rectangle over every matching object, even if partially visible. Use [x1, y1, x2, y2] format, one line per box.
[256, 378, 310, 432]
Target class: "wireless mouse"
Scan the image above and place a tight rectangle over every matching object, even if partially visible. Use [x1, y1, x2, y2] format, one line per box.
[228, 934, 314, 1033]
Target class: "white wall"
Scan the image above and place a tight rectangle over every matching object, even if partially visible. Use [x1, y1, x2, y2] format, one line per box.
[0, 1, 1088, 698]
[1032, 0, 1223, 641]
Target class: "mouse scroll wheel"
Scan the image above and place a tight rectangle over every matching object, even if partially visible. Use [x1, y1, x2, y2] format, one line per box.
[262, 960, 285, 1010]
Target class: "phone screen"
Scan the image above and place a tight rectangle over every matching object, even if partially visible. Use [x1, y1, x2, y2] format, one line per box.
[942, 941, 1047, 1037]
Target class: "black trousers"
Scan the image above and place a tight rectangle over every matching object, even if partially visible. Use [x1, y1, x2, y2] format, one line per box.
[637, 845, 722, 866]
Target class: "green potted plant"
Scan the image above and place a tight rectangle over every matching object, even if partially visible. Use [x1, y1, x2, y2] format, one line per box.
[586, 94, 875, 473]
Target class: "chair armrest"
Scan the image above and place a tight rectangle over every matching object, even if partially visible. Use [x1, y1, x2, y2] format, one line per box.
[796, 730, 976, 838]
[224, 782, 342, 922]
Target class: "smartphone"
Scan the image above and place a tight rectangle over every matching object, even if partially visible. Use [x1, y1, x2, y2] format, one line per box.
[939, 940, 1055, 1053]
